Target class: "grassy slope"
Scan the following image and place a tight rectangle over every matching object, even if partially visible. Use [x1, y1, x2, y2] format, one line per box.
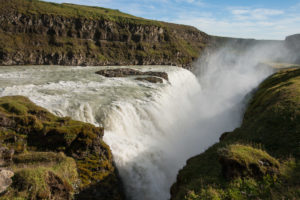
[0, 96, 123, 199]
[171, 68, 300, 200]
[0, 0, 156, 25]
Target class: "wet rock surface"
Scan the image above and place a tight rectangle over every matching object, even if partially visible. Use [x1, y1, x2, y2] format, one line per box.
[135, 76, 164, 83]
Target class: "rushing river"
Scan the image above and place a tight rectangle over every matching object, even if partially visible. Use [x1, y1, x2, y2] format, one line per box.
[0, 59, 273, 199]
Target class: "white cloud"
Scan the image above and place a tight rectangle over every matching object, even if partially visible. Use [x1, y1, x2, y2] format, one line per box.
[229, 8, 284, 20]
[231, 9, 249, 15]
[171, 6, 300, 40]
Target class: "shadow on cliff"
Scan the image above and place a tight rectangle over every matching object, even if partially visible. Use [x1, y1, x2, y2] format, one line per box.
[75, 171, 126, 200]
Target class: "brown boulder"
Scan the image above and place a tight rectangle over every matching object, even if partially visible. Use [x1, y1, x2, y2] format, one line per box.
[0, 169, 14, 194]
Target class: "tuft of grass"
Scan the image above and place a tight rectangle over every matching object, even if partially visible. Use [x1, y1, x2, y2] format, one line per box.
[219, 144, 280, 176]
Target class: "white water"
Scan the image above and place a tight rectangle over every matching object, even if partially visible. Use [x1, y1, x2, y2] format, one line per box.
[0, 49, 274, 199]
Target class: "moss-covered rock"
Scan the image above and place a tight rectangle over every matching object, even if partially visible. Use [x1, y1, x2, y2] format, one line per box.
[0, 96, 124, 200]
[171, 68, 300, 200]
[219, 144, 280, 180]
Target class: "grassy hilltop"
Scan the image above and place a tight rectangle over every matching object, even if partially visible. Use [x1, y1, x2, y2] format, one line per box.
[171, 68, 300, 200]
[1, 0, 152, 23]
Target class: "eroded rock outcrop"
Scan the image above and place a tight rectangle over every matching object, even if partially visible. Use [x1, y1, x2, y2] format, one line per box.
[0, 96, 125, 200]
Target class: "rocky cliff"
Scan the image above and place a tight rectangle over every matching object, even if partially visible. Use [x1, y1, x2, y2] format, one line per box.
[0, 96, 125, 200]
[171, 68, 300, 200]
[285, 34, 300, 64]
[0, 0, 210, 68]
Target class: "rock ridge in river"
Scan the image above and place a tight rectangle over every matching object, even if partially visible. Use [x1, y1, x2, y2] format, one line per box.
[95, 68, 168, 83]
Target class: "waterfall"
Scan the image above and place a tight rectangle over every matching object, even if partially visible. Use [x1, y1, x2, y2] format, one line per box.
[0, 66, 202, 200]
[0, 43, 276, 200]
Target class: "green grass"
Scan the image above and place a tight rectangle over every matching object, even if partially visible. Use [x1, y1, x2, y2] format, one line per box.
[219, 144, 280, 171]
[171, 68, 300, 200]
[0, 0, 163, 27]
[1, 151, 77, 200]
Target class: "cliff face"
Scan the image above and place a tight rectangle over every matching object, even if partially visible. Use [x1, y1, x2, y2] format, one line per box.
[171, 68, 300, 200]
[285, 34, 300, 64]
[0, 0, 210, 68]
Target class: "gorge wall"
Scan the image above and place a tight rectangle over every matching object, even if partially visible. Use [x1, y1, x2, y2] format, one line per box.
[0, 0, 211, 68]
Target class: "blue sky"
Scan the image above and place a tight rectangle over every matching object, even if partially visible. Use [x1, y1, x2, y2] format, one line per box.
[45, 0, 300, 40]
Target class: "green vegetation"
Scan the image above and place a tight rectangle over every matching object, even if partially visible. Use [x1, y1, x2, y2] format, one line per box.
[0, 0, 150, 24]
[171, 68, 300, 200]
[219, 144, 280, 178]
[1, 152, 77, 200]
[0, 96, 123, 199]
